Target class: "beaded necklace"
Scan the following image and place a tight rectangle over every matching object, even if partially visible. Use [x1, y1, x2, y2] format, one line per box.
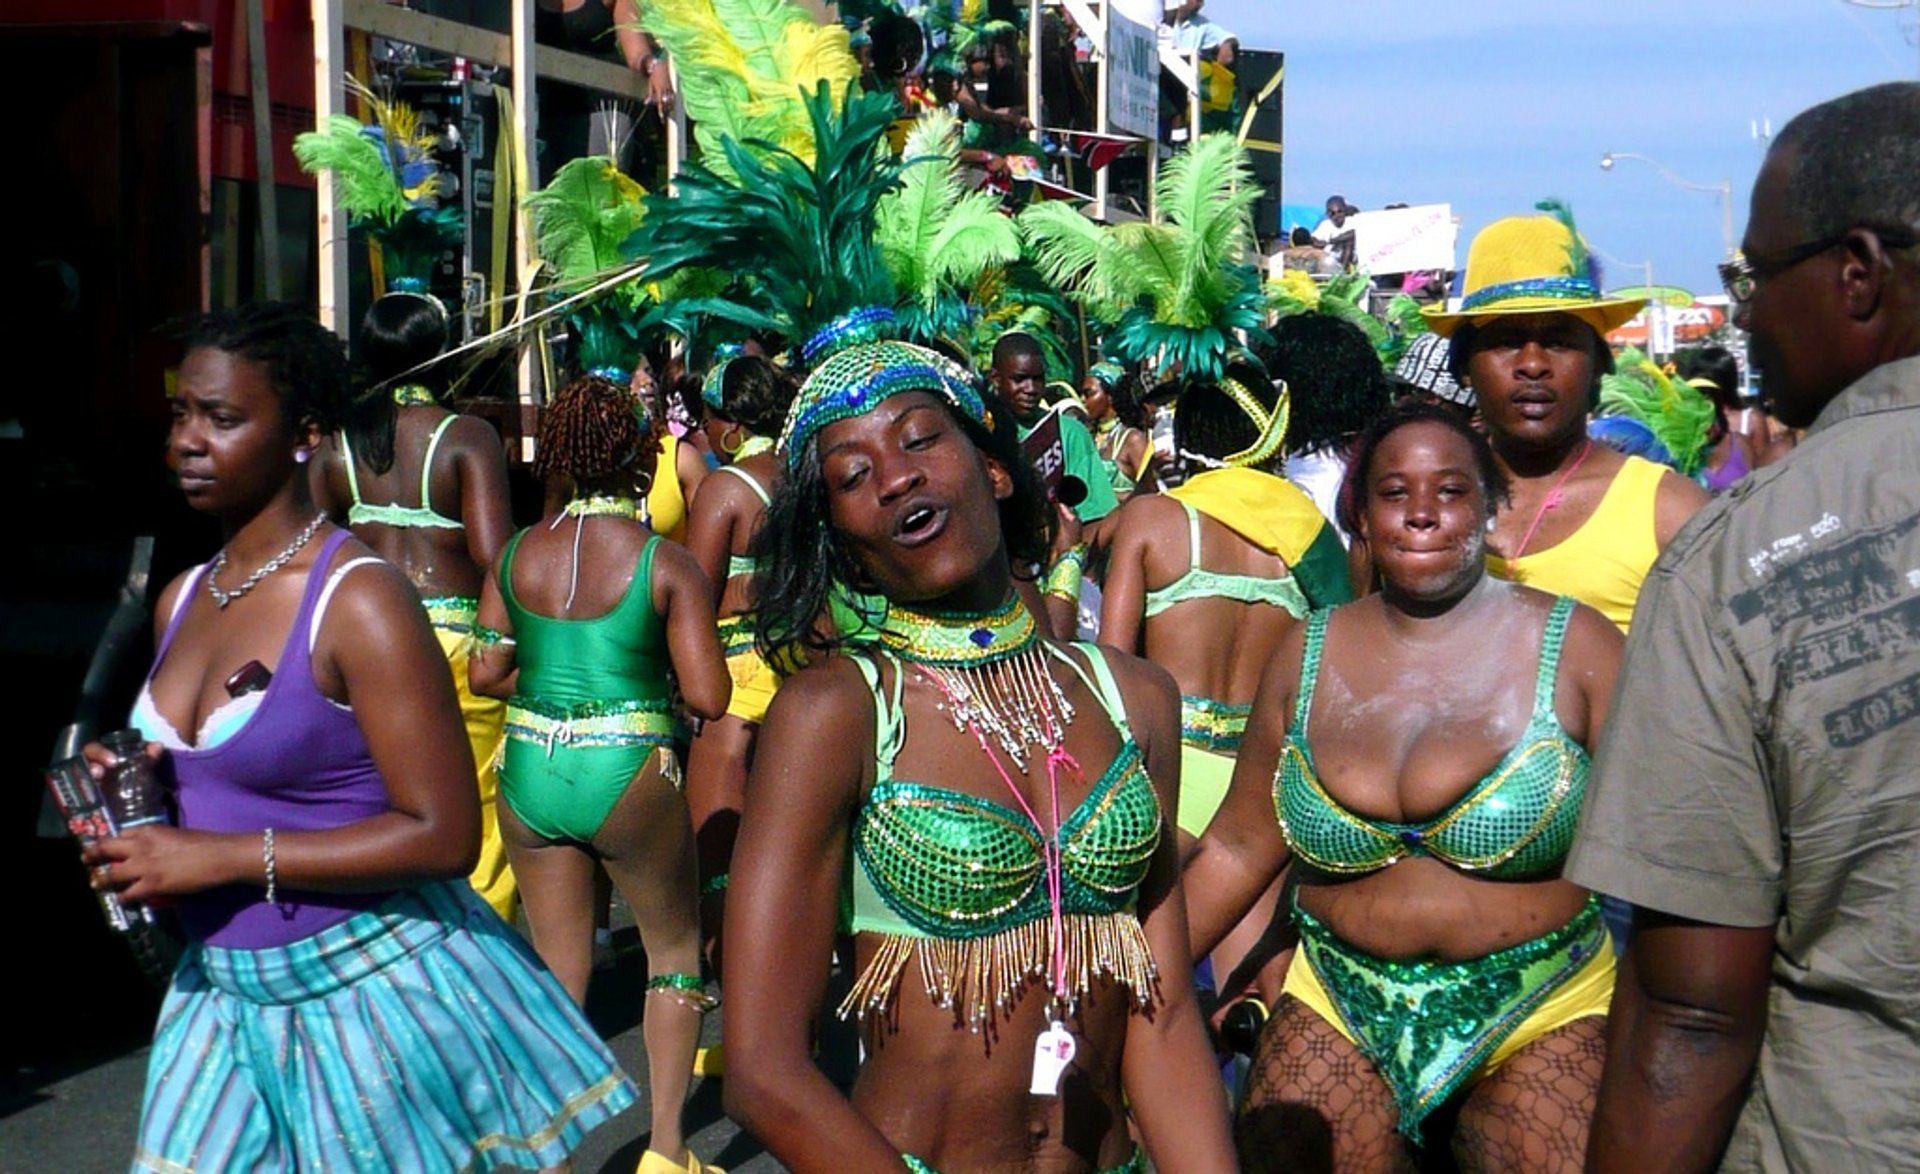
[391, 384, 437, 407]
[880, 595, 1075, 775]
[552, 494, 637, 609]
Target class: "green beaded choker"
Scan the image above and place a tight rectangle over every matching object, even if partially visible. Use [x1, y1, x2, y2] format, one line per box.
[392, 383, 438, 407]
[562, 493, 636, 519]
[734, 436, 774, 461]
[879, 594, 1038, 668]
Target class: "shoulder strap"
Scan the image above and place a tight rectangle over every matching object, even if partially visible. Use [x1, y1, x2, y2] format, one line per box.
[852, 653, 905, 775]
[1053, 642, 1131, 738]
[635, 534, 663, 616]
[152, 563, 212, 665]
[338, 431, 365, 506]
[309, 557, 385, 653]
[497, 529, 527, 609]
[1533, 597, 1576, 714]
[1180, 500, 1202, 571]
[718, 463, 772, 506]
[1293, 609, 1331, 731]
[418, 414, 459, 513]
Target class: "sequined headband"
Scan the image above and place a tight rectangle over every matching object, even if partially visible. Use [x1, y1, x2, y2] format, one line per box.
[702, 343, 747, 413]
[384, 280, 451, 326]
[1219, 375, 1291, 468]
[778, 339, 988, 475]
[1088, 361, 1125, 389]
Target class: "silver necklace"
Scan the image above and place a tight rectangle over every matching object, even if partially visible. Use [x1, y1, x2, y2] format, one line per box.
[206, 515, 327, 608]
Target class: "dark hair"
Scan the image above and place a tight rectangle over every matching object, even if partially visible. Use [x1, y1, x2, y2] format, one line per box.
[181, 302, 351, 435]
[867, 13, 925, 84]
[991, 331, 1045, 371]
[1338, 399, 1511, 536]
[1444, 317, 1617, 398]
[534, 375, 652, 484]
[1173, 358, 1284, 471]
[1772, 82, 1920, 240]
[1257, 314, 1393, 455]
[714, 355, 796, 437]
[1105, 368, 1152, 431]
[753, 393, 1051, 661]
[347, 292, 449, 474]
[1676, 345, 1743, 412]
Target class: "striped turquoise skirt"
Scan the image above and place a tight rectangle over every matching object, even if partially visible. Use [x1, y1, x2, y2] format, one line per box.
[133, 881, 636, 1172]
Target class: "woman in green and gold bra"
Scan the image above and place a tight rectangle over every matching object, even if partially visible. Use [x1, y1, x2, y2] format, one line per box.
[469, 374, 730, 1174]
[311, 291, 520, 921]
[1184, 402, 1625, 1171]
[722, 325, 1234, 1173]
[683, 350, 793, 977]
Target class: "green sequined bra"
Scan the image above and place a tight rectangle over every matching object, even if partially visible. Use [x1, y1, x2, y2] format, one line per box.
[1274, 597, 1588, 880]
[839, 645, 1163, 1028]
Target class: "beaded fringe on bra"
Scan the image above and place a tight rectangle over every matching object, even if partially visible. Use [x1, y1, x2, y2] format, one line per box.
[838, 911, 1159, 1030]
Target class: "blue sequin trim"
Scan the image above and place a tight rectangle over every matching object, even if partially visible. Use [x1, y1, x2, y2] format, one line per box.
[803, 306, 897, 366]
[588, 365, 631, 385]
[1459, 276, 1600, 313]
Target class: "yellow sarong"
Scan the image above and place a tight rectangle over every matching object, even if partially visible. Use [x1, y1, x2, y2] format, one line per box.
[426, 599, 516, 921]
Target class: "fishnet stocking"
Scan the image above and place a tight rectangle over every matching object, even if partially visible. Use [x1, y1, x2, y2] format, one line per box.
[1452, 1016, 1606, 1173]
[1234, 995, 1413, 1174]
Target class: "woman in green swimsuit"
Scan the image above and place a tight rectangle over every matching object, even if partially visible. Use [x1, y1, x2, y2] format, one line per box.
[1100, 360, 1351, 1010]
[1184, 402, 1625, 1171]
[721, 328, 1234, 1172]
[470, 374, 729, 1174]
[311, 293, 521, 921]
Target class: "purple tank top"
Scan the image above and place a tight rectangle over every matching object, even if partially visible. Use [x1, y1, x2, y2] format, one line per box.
[148, 530, 395, 948]
[1703, 439, 1751, 493]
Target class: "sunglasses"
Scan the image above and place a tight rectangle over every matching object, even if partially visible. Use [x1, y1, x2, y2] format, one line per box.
[1720, 225, 1919, 305]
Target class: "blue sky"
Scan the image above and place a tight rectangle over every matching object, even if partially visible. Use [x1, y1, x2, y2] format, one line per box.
[1209, 0, 1919, 293]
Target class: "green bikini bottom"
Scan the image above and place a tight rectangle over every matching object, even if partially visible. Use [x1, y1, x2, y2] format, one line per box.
[499, 696, 678, 843]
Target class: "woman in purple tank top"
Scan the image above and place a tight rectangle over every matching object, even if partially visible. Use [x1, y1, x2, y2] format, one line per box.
[79, 304, 636, 1173]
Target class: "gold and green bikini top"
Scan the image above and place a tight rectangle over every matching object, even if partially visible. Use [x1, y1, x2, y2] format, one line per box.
[1143, 502, 1311, 618]
[1274, 597, 1588, 880]
[839, 642, 1163, 1026]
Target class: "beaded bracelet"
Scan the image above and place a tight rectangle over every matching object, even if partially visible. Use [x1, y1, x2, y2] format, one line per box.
[263, 827, 278, 906]
[474, 625, 515, 648]
[700, 872, 730, 897]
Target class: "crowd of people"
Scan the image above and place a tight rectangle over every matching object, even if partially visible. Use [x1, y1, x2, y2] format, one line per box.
[72, 24, 1920, 1174]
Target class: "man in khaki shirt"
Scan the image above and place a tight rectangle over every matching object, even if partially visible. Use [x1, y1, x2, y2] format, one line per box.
[1568, 81, 1920, 1171]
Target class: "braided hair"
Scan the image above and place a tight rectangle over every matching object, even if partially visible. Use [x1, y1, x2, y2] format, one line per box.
[534, 375, 655, 485]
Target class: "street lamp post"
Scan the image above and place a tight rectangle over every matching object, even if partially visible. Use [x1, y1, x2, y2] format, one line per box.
[1600, 151, 1736, 259]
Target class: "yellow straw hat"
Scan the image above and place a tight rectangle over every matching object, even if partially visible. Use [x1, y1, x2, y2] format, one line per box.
[1424, 200, 1645, 338]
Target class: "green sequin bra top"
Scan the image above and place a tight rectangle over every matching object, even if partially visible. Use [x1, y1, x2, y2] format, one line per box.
[1275, 597, 1589, 880]
[839, 600, 1164, 1028]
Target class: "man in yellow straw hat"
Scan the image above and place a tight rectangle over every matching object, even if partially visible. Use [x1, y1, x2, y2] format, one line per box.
[1425, 201, 1708, 635]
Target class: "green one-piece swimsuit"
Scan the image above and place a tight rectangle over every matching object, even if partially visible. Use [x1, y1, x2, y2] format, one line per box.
[499, 531, 677, 842]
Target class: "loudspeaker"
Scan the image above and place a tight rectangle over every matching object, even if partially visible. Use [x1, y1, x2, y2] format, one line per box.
[1234, 49, 1284, 246]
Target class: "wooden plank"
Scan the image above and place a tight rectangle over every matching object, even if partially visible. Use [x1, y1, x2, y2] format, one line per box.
[341, 0, 645, 99]
[312, 0, 348, 332]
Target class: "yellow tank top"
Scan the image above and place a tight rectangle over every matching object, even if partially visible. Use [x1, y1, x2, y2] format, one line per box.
[640, 432, 690, 543]
[1486, 455, 1664, 634]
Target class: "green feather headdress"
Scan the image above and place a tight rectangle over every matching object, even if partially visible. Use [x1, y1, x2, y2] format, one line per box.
[1019, 133, 1267, 379]
[639, 0, 862, 182]
[876, 109, 1023, 345]
[1596, 348, 1716, 477]
[293, 84, 461, 291]
[527, 156, 680, 378]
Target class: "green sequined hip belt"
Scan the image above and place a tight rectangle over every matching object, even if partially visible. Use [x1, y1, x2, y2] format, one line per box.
[717, 613, 757, 656]
[505, 695, 676, 755]
[421, 594, 480, 635]
[1180, 694, 1251, 754]
[902, 1146, 1142, 1173]
[1291, 895, 1607, 1142]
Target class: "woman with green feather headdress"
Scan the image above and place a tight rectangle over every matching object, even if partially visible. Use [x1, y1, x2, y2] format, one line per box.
[622, 18, 1235, 1166]
[301, 93, 522, 925]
